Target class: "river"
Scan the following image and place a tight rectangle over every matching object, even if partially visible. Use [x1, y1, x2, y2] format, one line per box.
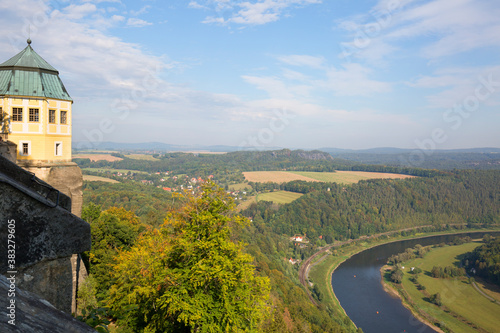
[330, 231, 500, 333]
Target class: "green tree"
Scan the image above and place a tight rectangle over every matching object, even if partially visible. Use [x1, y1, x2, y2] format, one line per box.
[430, 293, 442, 306]
[85, 207, 143, 300]
[108, 181, 270, 332]
[390, 269, 403, 284]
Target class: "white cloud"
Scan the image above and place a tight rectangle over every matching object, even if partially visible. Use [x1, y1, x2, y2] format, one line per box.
[111, 15, 125, 22]
[338, 0, 500, 61]
[408, 66, 500, 108]
[321, 63, 392, 96]
[192, 0, 322, 26]
[127, 18, 153, 27]
[62, 3, 97, 20]
[277, 55, 325, 69]
[130, 5, 151, 16]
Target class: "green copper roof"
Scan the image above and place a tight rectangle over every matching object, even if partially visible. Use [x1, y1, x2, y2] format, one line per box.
[0, 40, 72, 101]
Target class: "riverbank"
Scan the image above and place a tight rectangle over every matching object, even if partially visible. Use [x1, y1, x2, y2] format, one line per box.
[379, 241, 500, 333]
[380, 265, 445, 333]
[306, 227, 500, 332]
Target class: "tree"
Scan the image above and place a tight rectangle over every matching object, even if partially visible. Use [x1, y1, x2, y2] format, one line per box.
[390, 269, 403, 284]
[85, 206, 143, 300]
[430, 293, 442, 306]
[108, 181, 270, 332]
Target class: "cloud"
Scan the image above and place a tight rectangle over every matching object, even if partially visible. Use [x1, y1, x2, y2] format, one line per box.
[338, 0, 500, 61]
[277, 55, 325, 69]
[192, 0, 322, 26]
[62, 3, 97, 20]
[407, 66, 500, 108]
[130, 5, 151, 16]
[127, 18, 153, 27]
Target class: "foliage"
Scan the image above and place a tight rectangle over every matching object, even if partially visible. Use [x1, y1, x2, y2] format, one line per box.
[430, 266, 466, 278]
[82, 205, 143, 301]
[258, 171, 500, 241]
[108, 181, 271, 332]
[76, 306, 111, 333]
[77, 275, 98, 312]
[429, 293, 442, 306]
[390, 269, 403, 284]
[464, 236, 500, 285]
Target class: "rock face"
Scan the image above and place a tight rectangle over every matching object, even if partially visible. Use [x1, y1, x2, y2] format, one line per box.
[0, 275, 97, 333]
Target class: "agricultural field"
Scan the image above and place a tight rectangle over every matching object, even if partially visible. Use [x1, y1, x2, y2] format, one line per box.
[257, 191, 303, 204]
[243, 171, 320, 183]
[82, 168, 149, 174]
[244, 171, 415, 184]
[229, 183, 251, 191]
[73, 154, 123, 162]
[83, 175, 120, 183]
[125, 154, 160, 161]
[397, 241, 500, 333]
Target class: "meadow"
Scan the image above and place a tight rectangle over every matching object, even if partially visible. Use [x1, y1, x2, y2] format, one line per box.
[82, 175, 120, 183]
[82, 168, 149, 174]
[393, 241, 500, 333]
[73, 154, 123, 162]
[257, 191, 303, 204]
[125, 154, 160, 161]
[244, 171, 415, 184]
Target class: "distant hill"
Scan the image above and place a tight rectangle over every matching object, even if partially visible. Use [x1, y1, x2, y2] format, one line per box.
[73, 142, 500, 170]
[73, 141, 282, 152]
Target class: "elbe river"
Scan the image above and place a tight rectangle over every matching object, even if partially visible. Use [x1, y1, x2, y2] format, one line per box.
[330, 231, 500, 333]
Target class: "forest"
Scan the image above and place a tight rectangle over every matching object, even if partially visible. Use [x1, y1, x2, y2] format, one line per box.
[78, 150, 500, 333]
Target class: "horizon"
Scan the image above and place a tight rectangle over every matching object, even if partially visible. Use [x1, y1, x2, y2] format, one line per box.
[71, 140, 500, 152]
[1, 0, 499, 150]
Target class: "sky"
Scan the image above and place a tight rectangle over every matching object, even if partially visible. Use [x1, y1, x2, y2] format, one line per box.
[0, 0, 499, 150]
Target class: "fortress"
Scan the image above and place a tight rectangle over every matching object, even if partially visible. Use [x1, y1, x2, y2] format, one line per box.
[0, 39, 90, 321]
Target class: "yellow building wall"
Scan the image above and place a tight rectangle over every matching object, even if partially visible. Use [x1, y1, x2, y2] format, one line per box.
[2, 96, 72, 163]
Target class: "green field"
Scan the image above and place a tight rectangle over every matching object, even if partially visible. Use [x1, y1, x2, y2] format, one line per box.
[228, 183, 251, 191]
[256, 191, 303, 204]
[392, 242, 500, 333]
[83, 168, 149, 174]
[83, 175, 120, 183]
[291, 171, 414, 184]
[125, 154, 159, 161]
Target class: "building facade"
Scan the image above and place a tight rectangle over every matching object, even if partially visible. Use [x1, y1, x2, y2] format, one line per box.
[0, 39, 73, 164]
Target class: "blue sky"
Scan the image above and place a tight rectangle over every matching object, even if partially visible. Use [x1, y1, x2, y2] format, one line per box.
[1, 0, 499, 150]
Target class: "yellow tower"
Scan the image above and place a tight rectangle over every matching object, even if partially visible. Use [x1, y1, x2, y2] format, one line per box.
[0, 39, 73, 164]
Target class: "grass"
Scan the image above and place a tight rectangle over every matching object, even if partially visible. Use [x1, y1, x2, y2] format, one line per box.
[82, 168, 149, 174]
[83, 175, 120, 183]
[236, 195, 257, 212]
[292, 171, 415, 184]
[73, 154, 123, 162]
[256, 191, 303, 204]
[244, 171, 415, 184]
[243, 171, 319, 183]
[389, 242, 500, 333]
[125, 154, 159, 161]
[228, 183, 250, 191]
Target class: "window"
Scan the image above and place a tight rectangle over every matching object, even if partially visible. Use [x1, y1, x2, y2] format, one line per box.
[12, 108, 23, 122]
[19, 141, 31, 156]
[49, 109, 56, 123]
[55, 142, 63, 156]
[29, 108, 39, 122]
[60, 111, 67, 124]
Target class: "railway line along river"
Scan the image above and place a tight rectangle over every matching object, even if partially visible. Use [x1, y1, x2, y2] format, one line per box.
[330, 231, 500, 333]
